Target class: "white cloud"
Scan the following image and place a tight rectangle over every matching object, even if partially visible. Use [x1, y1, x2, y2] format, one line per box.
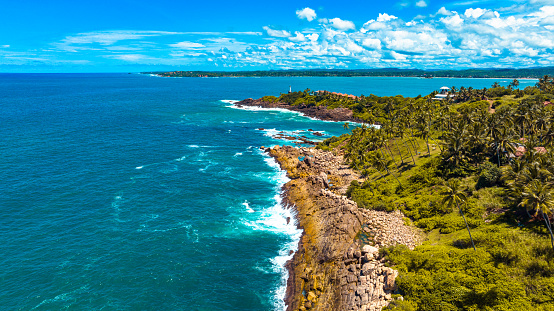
[346, 40, 364, 53]
[61, 31, 180, 46]
[24, 5, 554, 70]
[529, 5, 554, 18]
[440, 13, 464, 27]
[465, 8, 487, 18]
[416, 0, 428, 7]
[107, 54, 145, 61]
[170, 41, 205, 49]
[377, 13, 398, 22]
[391, 51, 407, 60]
[296, 7, 317, 21]
[437, 7, 452, 16]
[306, 33, 320, 41]
[263, 26, 292, 38]
[328, 18, 356, 31]
[289, 32, 306, 42]
[362, 38, 382, 50]
[1, 45, 9, 48]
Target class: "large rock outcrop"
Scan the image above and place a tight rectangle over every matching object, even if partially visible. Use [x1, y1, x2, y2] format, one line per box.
[269, 146, 420, 311]
[236, 98, 361, 123]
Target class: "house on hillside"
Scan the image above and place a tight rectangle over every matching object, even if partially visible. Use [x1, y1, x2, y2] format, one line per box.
[433, 86, 455, 100]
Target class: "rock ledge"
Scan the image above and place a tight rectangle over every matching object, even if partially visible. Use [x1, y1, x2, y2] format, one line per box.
[269, 145, 421, 311]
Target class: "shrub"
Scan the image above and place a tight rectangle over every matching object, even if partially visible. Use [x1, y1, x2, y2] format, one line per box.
[261, 95, 278, 103]
[475, 161, 501, 190]
[487, 87, 512, 98]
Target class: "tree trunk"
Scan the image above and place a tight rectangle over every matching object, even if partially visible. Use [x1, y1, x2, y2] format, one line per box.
[410, 127, 421, 149]
[393, 138, 405, 165]
[403, 139, 416, 165]
[525, 208, 531, 218]
[429, 137, 443, 152]
[425, 136, 430, 155]
[383, 144, 400, 169]
[542, 212, 554, 251]
[457, 202, 476, 251]
[383, 164, 403, 188]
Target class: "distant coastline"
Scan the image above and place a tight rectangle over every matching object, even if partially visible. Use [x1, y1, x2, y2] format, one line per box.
[142, 67, 553, 79]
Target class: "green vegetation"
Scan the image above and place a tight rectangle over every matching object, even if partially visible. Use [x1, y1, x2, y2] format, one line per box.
[144, 67, 554, 79]
[309, 77, 554, 309]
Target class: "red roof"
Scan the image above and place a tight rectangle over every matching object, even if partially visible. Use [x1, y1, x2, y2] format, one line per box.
[514, 146, 547, 157]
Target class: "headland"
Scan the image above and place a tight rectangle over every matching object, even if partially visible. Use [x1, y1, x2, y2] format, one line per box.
[267, 145, 420, 311]
[235, 98, 363, 123]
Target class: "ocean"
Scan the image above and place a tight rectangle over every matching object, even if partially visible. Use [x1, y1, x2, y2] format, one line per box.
[0, 74, 537, 310]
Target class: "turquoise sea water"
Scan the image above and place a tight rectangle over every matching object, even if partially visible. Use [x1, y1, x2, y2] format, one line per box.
[0, 74, 537, 310]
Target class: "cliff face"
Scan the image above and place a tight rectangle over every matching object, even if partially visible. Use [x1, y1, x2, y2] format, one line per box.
[269, 145, 420, 311]
[236, 98, 360, 123]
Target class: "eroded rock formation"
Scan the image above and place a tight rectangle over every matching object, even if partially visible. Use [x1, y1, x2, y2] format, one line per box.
[236, 98, 361, 123]
[269, 145, 420, 311]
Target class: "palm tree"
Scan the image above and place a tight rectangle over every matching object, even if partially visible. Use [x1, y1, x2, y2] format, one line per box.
[520, 180, 554, 250]
[442, 128, 469, 167]
[509, 79, 520, 89]
[370, 152, 403, 188]
[441, 180, 476, 251]
[492, 126, 516, 167]
[343, 122, 350, 130]
[537, 75, 553, 92]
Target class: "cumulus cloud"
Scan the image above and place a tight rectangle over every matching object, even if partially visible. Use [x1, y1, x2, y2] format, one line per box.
[416, 0, 428, 7]
[34, 5, 554, 70]
[289, 31, 306, 42]
[346, 40, 364, 53]
[377, 13, 398, 22]
[306, 33, 320, 42]
[296, 7, 317, 21]
[328, 18, 356, 31]
[440, 13, 464, 27]
[362, 38, 382, 50]
[390, 51, 408, 60]
[437, 7, 452, 16]
[263, 26, 292, 38]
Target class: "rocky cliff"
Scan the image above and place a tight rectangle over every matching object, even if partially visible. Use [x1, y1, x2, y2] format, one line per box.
[236, 98, 361, 123]
[269, 145, 420, 311]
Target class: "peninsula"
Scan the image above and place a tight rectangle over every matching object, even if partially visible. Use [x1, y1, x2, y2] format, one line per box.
[249, 76, 554, 310]
[144, 67, 554, 79]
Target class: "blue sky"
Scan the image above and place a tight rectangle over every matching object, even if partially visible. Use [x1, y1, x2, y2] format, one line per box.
[1, 0, 553, 72]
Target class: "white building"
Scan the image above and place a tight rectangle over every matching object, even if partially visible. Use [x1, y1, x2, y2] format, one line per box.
[433, 86, 454, 100]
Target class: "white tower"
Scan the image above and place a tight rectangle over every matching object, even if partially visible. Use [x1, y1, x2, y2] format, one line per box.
[289, 85, 291, 93]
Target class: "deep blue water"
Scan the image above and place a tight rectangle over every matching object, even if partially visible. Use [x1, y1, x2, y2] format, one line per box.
[0, 74, 537, 310]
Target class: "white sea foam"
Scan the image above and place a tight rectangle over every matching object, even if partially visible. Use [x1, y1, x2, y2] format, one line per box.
[228, 103, 378, 128]
[220, 99, 239, 104]
[243, 201, 255, 213]
[229, 104, 306, 117]
[233, 152, 243, 158]
[239, 153, 302, 310]
[31, 285, 90, 310]
[136, 166, 143, 169]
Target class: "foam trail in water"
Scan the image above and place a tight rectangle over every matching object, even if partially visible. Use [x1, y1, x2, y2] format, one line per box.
[228, 102, 379, 128]
[220, 99, 239, 104]
[243, 201, 255, 213]
[241, 152, 302, 310]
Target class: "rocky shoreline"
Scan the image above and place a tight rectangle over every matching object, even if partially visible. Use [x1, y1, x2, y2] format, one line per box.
[268, 145, 421, 311]
[235, 98, 363, 123]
